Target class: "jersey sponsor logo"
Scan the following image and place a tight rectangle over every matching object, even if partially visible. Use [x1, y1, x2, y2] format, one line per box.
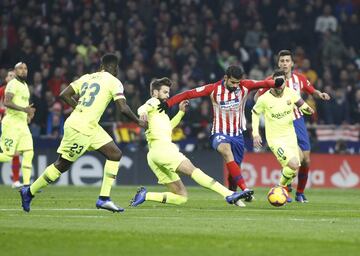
[271, 109, 292, 119]
[219, 99, 240, 110]
[195, 86, 205, 92]
[331, 160, 359, 188]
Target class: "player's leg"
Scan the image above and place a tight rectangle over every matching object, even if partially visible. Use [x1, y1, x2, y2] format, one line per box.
[20, 149, 33, 186]
[20, 155, 72, 212]
[270, 142, 300, 203]
[15, 127, 34, 186]
[212, 134, 248, 191]
[11, 155, 21, 188]
[92, 127, 124, 212]
[20, 127, 87, 212]
[293, 117, 311, 203]
[30, 155, 72, 194]
[131, 150, 188, 207]
[296, 150, 310, 202]
[134, 181, 189, 206]
[177, 159, 253, 205]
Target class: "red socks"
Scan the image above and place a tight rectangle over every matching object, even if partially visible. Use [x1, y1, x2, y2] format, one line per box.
[297, 166, 309, 193]
[12, 155, 20, 182]
[226, 161, 247, 190]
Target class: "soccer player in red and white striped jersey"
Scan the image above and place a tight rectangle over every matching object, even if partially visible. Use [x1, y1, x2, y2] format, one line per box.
[158, 66, 283, 200]
[255, 50, 330, 202]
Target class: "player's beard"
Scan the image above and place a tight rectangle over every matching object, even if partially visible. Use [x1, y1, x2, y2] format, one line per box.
[17, 74, 27, 82]
[226, 85, 237, 93]
[159, 97, 167, 103]
[274, 87, 284, 96]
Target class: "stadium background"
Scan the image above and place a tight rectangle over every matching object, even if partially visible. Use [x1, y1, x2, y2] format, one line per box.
[0, 0, 359, 188]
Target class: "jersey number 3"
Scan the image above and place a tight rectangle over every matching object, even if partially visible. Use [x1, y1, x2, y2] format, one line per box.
[80, 82, 100, 107]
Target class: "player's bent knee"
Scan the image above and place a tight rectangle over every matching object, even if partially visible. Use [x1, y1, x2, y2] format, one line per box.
[287, 159, 300, 171]
[109, 150, 122, 161]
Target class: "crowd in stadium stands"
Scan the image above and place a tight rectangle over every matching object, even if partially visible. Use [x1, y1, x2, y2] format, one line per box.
[0, 0, 359, 144]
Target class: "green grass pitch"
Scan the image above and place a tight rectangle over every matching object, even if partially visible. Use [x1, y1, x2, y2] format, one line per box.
[0, 185, 359, 256]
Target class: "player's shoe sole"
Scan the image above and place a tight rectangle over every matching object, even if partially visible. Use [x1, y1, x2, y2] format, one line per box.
[20, 186, 33, 212]
[130, 187, 147, 207]
[96, 198, 124, 213]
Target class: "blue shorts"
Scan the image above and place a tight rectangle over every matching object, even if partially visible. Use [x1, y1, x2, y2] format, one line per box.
[293, 117, 311, 151]
[210, 133, 244, 165]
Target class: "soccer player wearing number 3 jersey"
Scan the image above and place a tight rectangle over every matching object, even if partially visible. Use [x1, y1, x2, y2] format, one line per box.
[157, 66, 283, 201]
[20, 54, 147, 213]
[252, 70, 314, 197]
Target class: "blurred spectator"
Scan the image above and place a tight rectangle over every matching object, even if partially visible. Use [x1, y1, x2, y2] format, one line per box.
[350, 89, 360, 124]
[249, 57, 273, 80]
[299, 58, 318, 85]
[0, 0, 358, 142]
[315, 4, 338, 33]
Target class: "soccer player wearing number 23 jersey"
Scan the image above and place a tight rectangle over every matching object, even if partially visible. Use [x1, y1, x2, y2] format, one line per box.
[20, 54, 147, 212]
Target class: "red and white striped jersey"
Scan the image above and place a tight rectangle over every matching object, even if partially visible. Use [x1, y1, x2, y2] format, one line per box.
[257, 72, 315, 120]
[167, 79, 275, 136]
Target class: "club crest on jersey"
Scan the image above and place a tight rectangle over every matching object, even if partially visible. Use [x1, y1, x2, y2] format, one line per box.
[287, 100, 291, 105]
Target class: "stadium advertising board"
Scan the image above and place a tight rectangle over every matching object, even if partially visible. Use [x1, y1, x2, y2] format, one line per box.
[225, 153, 360, 188]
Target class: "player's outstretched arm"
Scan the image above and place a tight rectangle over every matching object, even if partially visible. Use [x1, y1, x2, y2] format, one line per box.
[59, 85, 78, 108]
[116, 98, 147, 129]
[170, 100, 188, 129]
[314, 89, 331, 100]
[242, 78, 283, 91]
[158, 84, 214, 112]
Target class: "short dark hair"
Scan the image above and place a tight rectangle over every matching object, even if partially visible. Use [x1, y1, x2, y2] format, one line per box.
[277, 50, 294, 62]
[150, 77, 172, 94]
[225, 65, 244, 79]
[100, 54, 118, 75]
[272, 69, 286, 78]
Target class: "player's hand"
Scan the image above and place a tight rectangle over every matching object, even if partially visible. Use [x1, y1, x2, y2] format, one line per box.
[318, 92, 330, 100]
[253, 135, 262, 149]
[179, 100, 189, 112]
[274, 78, 284, 88]
[138, 119, 148, 130]
[27, 115, 33, 124]
[302, 106, 315, 115]
[25, 103, 36, 117]
[157, 101, 169, 113]
[139, 113, 148, 122]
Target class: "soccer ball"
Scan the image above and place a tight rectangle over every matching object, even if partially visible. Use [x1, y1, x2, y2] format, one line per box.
[267, 186, 288, 207]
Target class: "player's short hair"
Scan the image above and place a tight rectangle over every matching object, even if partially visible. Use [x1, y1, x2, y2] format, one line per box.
[277, 50, 294, 62]
[272, 69, 286, 78]
[150, 77, 172, 94]
[100, 54, 118, 74]
[14, 62, 26, 68]
[225, 65, 244, 79]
